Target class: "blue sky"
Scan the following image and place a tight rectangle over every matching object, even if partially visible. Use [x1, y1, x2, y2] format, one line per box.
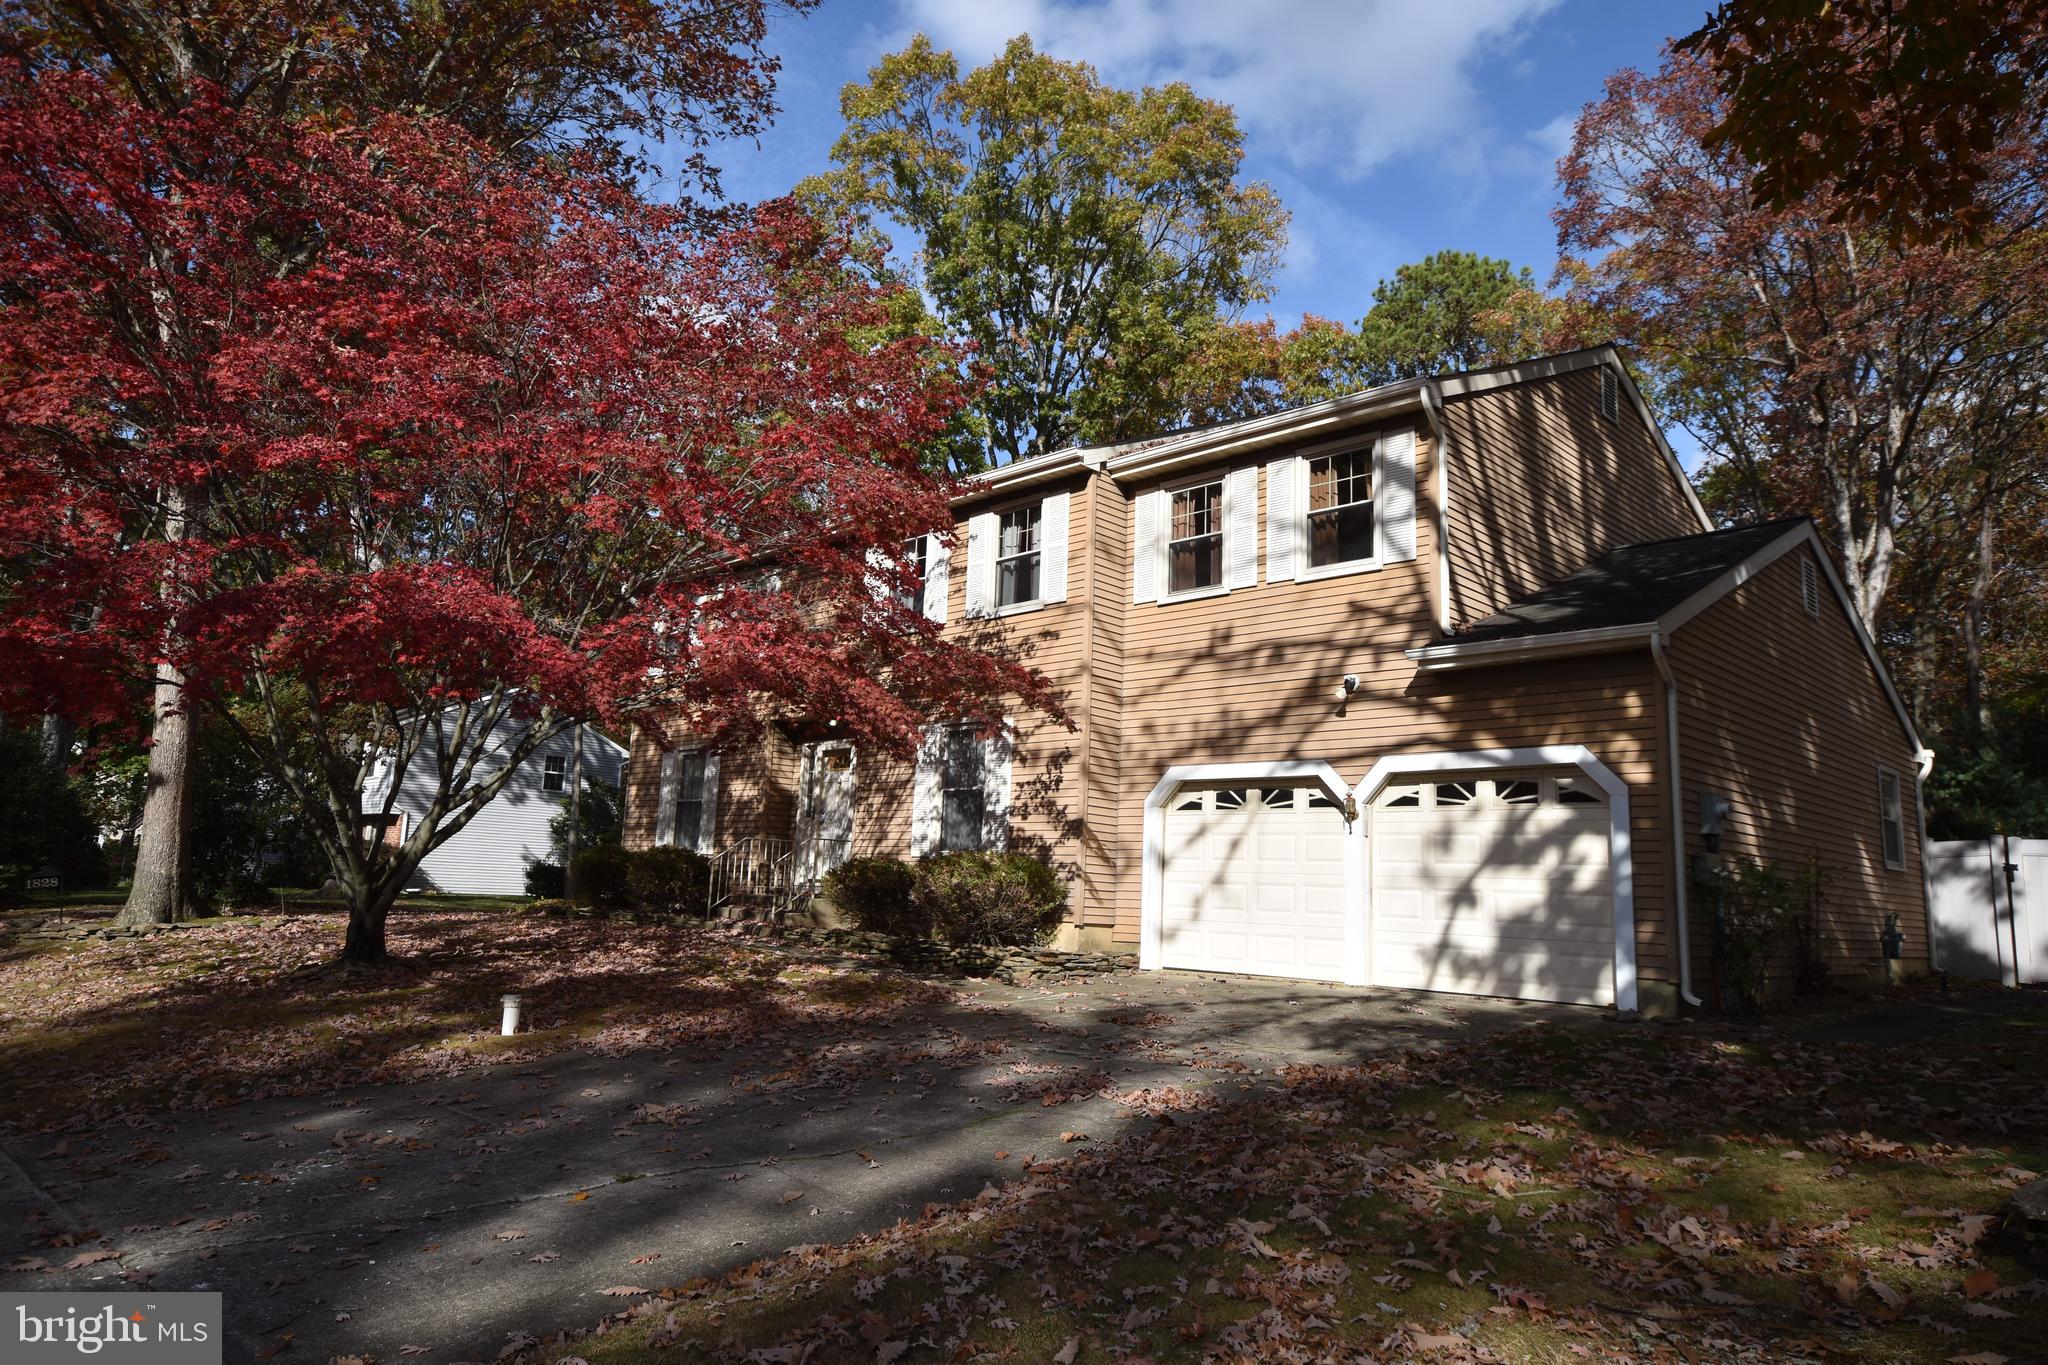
[668, 0, 1707, 331]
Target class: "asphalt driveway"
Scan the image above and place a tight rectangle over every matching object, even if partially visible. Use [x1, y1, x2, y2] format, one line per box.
[2, 966, 1593, 1363]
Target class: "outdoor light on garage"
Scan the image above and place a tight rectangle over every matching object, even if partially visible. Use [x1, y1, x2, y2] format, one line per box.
[1333, 673, 1359, 702]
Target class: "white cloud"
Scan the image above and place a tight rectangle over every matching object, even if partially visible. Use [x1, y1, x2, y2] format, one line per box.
[889, 0, 1563, 179]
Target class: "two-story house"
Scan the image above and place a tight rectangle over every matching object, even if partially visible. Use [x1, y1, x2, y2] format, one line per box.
[621, 346, 1931, 1015]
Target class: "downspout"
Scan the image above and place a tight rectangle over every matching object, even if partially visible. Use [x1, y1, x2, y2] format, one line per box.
[1418, 381, 1454, 636]
[1913, 746, 1939, 972]
[1649, 632, 1704, 1007]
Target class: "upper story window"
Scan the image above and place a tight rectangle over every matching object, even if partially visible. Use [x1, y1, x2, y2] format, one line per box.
[542, 754, 566, 793]
[997, 505, 1041, 608]
[1307, 450, 1374, 570]
[901, 534, 931, 613]
[1877, 768, 1906, 870]
[1168, 479, 1224, 594]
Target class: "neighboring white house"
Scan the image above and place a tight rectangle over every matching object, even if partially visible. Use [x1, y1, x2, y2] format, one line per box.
[363, 716, 626, 897]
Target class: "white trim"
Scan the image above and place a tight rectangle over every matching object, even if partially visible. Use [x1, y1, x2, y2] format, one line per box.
[1138, 760, 1357, 982]
[1353, 746, 1640, 1015]
[923, 532, 950, 623]
[1038, 490, 1070, 604]
[1408, 622, 1659, 669]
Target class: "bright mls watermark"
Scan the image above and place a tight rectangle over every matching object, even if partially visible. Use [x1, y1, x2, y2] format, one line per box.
[3, 1294, 220, 1363]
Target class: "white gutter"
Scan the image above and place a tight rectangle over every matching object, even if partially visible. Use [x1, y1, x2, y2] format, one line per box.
[1648, 632, 1703, 1008]
[1406, 621, 1659, 670]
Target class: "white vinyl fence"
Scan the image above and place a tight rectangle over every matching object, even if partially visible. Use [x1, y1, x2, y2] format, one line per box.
[1928, 836, 2047, 985]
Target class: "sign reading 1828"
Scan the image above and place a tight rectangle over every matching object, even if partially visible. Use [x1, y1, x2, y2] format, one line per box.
[25, 875, 60, 891]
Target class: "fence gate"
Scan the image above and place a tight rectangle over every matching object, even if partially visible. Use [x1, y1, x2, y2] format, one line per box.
[1928, 837, 2047, 985]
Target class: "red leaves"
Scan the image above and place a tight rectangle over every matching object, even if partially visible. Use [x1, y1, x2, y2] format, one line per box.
[0, 60, 1052, 787]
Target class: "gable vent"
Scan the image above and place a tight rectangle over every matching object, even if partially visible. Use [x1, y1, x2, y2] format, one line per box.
[1599, 365, 1620, 423]
[1800, 556, 1821, 616]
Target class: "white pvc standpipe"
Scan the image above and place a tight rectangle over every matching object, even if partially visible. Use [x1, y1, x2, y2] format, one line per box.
[500, 994, 523, 1036]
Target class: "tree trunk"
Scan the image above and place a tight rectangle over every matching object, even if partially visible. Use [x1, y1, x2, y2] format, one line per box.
[118, 661, 196, 925]
[564, 722, 584, 899]
[1963, 497, 1996, 736]
[118, 481, 203, 926]
[39, 713, 75, 769]
[340, 887, 393, 964]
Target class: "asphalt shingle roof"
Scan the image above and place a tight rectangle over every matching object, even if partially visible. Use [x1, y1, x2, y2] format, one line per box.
[1449, 518, 1809, 644]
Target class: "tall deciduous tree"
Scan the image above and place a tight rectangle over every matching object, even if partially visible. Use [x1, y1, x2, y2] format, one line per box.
[1556, 44, 2048, 748]
[1678, 0, 2048, 246]
[7, 0, 812, 924]
[0, 68, 1053, 962]
[801, 34, 1288, 467]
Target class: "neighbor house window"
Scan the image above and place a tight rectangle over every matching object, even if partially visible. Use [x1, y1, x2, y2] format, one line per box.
[1307, 450, 1374, 568]
[996, 506, 1040, 608]
[1168, 479, 1224, 593]
[940, 726, 985, 852]
[673, 752, 707, 851]
[1878, 768, 1906, 870]
[542, 754, 566, 793]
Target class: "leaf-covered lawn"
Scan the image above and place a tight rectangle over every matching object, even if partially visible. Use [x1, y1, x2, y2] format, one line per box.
[0, 907, 955, 1133]
[532, 999, 2048, 1364]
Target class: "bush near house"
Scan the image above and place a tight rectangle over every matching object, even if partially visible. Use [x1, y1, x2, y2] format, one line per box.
[913, 851, 1067, 947]
[823, 856, 925, 937]
[524, 861, 566, 898]
[628, 846, 711, 916]
[570, 844, 634, 909]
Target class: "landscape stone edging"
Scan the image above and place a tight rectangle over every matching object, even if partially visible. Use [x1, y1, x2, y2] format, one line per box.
[737, 922, 1136, 984]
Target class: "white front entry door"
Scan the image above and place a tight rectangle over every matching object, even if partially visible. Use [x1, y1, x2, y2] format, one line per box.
[800, 741, 856, 879]
[1371, 773, 1614, 1005]
[1159, 784, 1349, 979]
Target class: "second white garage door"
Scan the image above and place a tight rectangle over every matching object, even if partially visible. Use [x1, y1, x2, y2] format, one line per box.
[1371, 773, 1615, 1006]
[1160, 785, 1349, 979]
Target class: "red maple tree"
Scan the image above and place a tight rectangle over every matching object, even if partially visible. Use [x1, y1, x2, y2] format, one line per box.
[0, 65, 1054, 961]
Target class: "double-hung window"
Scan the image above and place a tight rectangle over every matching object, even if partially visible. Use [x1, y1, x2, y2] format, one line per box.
[1877, 769, 1906, 870]
[1306, 449, 1373, 569]
[997, 507, 1041, 609]
[672, 752, 708, 852]
[940, 726, 986, 852]
[1168, 479, 1224, 594]
[901, 534, 930, 613]
[542, 754, 566, 793]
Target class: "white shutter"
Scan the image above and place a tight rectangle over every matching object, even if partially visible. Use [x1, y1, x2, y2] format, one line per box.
[1132, 487, 1164, 604]
[1379, 429, 1417, 564]
[924, 534, 950, 623]
[1038, 492, 1069, 603]
[1224, 465, 1259, 589]
[965, 512, 996, 617]
[1267, 455, 1301, 581]
[697, 753, 720, 854]
[910, 726, 944, 857]
[981, 724, 1013, 852]
[655, 750, 680, 847]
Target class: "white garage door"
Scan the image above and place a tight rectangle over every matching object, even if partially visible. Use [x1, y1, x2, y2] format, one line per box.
[1372, 774, 1614, 1006]
[1160, 785, 1349, 979]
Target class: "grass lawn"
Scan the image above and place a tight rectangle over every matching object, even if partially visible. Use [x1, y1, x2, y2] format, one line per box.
[534, 994, 2048, 1364]
[0, 904, 954, 1133]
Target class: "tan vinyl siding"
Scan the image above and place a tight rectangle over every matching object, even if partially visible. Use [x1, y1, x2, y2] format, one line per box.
[622, 715, 798, 852]
[1442, 364, 1701, 627]
[1668, 542, 1927, 994]
[1078, 472, 1128, 927]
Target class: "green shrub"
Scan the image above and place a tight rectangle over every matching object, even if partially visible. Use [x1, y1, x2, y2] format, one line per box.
[824, 857, 924, 936]
[628, 846, 710, 916]
[524, 861, 566, 898]
[913, 851, 1067, 947]
[570, 843, 633, 908]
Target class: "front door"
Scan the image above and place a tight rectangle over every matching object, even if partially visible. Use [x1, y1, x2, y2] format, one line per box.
[800, 741, 856, 879]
